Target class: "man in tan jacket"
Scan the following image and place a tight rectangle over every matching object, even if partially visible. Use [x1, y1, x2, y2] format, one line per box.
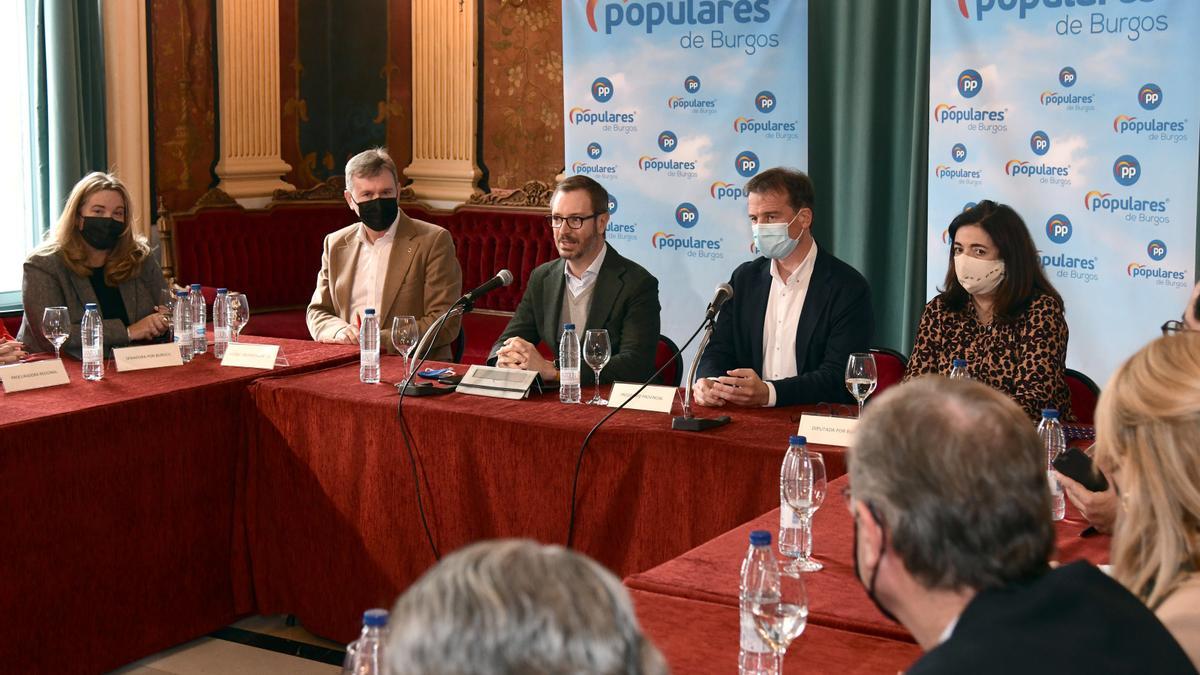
[307, 148, 462, 359]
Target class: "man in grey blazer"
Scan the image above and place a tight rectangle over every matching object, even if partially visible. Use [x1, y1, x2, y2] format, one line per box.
[489, 176, 661, 385]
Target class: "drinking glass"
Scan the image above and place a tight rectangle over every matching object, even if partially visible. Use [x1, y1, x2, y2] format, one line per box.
[781, 449, 826, 573]
[391, 315, 420, 382]
[583, 329, 611, 405]
[845, 353, 878, 418]
[227, 293, 250, 342]
[751, 564, 809, 669]
[42, 306, 69, 360]
[160, 289, 177, 341]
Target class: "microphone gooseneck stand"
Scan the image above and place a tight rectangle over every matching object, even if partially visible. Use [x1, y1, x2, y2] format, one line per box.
[671, 315, 732, 431]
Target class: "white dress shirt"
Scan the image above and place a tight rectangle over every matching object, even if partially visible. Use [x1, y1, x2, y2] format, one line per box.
[346, 219, 397, 333]
[564, 242, 607, 298]
[762, 242, 817, 407]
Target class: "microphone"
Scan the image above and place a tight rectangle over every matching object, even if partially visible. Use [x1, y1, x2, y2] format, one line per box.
[459, 269, 513, 305]
[705, 283, 733, 322]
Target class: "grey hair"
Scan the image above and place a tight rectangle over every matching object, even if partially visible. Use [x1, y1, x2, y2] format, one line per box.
[344, 147, 398, 195]
[385, 539, 669, 675]
[848, 376, 1054, 591]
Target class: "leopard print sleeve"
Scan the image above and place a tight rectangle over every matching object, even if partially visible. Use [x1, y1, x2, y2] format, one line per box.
[1009, 294, 1071, 419]
[904, 298, 942, 382]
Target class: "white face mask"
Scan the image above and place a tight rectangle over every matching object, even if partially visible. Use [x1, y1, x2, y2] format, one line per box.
[954, 254, 1006, 296]
[752, 211, 802, 260]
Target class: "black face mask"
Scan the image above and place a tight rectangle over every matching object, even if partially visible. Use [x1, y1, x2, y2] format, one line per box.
[355, 197, 399, 232]
[80, 216, 125, 251]
[853, 502, 901, 624]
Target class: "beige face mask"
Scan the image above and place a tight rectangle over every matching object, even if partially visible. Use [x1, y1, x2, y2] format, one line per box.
[954, 254, 1005, 296]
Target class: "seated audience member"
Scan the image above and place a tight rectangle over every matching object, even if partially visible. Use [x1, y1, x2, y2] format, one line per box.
[307, 147, 462, 358]
[695, 167, 873, 407]
[386, 539, 668, 675]
[1162, 281, 1200, 335]
[19, 172, 169, 358]
[903, 200, 1070, 420]
[489, 176, 660, 384]
[848, 376, 1195, 674]
[0, 322, 25, 364]
[1087, 333, 1200, 668]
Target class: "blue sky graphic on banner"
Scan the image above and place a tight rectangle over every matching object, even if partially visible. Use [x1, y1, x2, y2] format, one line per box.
[562, 0, 807, 362]
[929, 0, 1199, 384]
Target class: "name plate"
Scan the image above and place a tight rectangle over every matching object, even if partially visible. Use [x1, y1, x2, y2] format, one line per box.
[456, 365, 538, 400]
[0, 359, 70, 393]
[607, 382, 677, 414]
[220, 343, 279, 370]
[796, 413, 858, 447]
[113, 344, 184, 372]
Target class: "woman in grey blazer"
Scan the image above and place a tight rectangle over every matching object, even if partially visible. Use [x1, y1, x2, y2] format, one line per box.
[18, 172, 169, 359]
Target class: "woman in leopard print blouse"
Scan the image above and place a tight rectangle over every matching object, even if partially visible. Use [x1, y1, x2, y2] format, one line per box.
[904, 201, 1071, 420]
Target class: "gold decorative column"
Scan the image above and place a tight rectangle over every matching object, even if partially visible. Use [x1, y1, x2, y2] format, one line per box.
[213, 0, 294, 208]
[102, 0, 151, 238]
[404, 0, 482, 207]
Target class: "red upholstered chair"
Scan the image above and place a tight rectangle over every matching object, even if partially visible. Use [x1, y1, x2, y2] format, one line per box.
[869, 347, 908, 395]
[657, 334, 683, 387]
[0, 315, 16, 340]
[1065, 368, 1101, 424]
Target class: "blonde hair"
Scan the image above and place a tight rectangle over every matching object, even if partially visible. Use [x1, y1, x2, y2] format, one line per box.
[43, 171, 149, 284]
[1096, 332, 1200, 609]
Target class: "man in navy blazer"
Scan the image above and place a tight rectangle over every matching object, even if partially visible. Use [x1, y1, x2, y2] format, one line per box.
[695, 167, 874, 407]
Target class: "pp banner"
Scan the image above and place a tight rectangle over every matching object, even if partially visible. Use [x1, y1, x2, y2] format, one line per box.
[928, 0, 1199, 384]
[562, 0, 807, 360]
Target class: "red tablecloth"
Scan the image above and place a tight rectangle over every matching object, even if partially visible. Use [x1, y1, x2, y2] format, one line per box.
[625, 473, 1110, 643]
[0, 338, 357, 674]
[630, 588, 922, 674]
[245, 356, 843, 642]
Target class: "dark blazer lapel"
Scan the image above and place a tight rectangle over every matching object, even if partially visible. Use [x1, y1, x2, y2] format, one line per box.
[748, 260, 771, 370]
[118, 270, 141, 320]
[68, 268, 98, 316]
[794, 248, 833, 370]
[585, 246, 623, 331]
[541, 258, 567, 347]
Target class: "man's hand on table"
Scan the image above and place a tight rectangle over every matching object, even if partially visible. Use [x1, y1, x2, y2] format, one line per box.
[495, 337, 557, 381]
[695, 368, 770, 407]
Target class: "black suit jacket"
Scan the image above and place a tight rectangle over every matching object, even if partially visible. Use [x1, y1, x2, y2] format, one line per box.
[909, 562, 1196, 674]
[488, 245, 661, 385]
[696, 248, 873, 406]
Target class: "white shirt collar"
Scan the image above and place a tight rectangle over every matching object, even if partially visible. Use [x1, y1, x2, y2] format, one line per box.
[564, 242, 608, 296]
[938, 614, 960, 645]
[356, 217, 398, 246]
[769, 239, 818, 284]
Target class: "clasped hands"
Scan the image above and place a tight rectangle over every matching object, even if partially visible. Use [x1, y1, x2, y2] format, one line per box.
[692, 368, 770, 407]
[0, 339, 27, 365]
[495, 337, 557, 381]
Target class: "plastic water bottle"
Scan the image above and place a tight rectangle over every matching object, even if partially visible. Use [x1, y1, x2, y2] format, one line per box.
[212, 288, 230, 359]
[81, 303, 104, 381]
[778, 436, 804, 559]
[173, 289, 193, 363]
[342, 608, 388, 674]
[189, 283, 207, 354]
[360, 308, 380, 384]
[739, 530, 780, 675]
[1038, 408, 1067, 521]
[559, 322, 581, 404]
[948, 358, 969, 379]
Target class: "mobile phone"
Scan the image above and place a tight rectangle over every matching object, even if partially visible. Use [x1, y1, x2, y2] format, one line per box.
[1052, 446, 1109, 492]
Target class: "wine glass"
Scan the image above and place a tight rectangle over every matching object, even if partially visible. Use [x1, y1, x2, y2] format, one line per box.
[845, 353, 878, 418]
[227, 293, 249, 343]
[41, 306, 69, 360]
[160, 289, 177, 341]
[781, 448, 827, 573]
[583, 329, 611, 405]
[391, 315, 419, 382]
[751, 563, 809, 669]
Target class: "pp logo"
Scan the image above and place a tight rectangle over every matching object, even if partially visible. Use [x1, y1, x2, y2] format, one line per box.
[1046, 214, 1072, 245]
[755, 91, 776, 114]
[951, 143, 967, 163]
[586, 142, 603, 160]
[591, 77, 614, 103]
[1030, 130, 1050, 156]
[657, 130, 678, 153]
[957, 69, 982, 98]
[735, 150, 760, 178]
[684, 75, 701, 93]
[675, 202, 699, 228]
[1113, 155, 1141, 187]
[1058, 67, 1076, 88]
[1147, 239, 1167, 262]
[1138, 83, 1162, 111]
[607, 194, 618, 216]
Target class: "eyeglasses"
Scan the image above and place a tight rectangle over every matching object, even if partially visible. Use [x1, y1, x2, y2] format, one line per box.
[1161, 319, 1186, 336]
[545, 213, 602, 229]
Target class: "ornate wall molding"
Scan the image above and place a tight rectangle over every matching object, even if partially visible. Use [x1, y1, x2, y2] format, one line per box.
[467, 180, 553, 209]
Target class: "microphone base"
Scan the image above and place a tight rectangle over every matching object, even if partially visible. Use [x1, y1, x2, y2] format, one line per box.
[396, 382, 456, 397]
[671, 415, 732, 432]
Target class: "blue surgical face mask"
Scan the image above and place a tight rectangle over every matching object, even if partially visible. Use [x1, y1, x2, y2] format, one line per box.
[752, 210, 802, 259]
